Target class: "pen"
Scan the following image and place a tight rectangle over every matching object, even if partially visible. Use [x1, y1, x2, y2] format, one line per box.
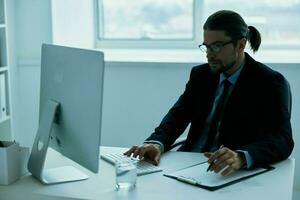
[206, 145, 224, 172]
[177, 176, 198, 185]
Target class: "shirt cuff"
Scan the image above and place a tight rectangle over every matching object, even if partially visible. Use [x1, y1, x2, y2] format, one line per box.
[236, 150, 253, 169]
[144, 140, 164, 153]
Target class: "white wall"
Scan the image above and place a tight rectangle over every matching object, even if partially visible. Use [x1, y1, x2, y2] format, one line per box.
[8, 0, 52, 143]
[8, 0, 300, 192]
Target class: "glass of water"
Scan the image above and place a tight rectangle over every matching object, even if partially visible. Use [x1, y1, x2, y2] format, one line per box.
[115, 158, 137, 190]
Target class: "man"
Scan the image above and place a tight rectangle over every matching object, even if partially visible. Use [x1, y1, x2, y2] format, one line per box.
[125, 10, 294, 176]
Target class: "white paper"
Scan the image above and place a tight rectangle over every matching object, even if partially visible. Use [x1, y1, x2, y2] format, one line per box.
[165, 162, 269, 187]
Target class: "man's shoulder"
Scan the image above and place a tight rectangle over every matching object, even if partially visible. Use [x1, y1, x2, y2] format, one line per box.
[257, 64, 286, 84]
[245, 53, 286, 83]
[192, 63, 209, 69]
[188, 64, 215, 83]
[190, 63, 211, 75]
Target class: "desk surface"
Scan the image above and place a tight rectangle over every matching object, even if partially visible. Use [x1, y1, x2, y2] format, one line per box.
[0, 146, 295, 200]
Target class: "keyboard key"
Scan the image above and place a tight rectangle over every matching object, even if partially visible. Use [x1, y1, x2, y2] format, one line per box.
[101, 153, 162, 176]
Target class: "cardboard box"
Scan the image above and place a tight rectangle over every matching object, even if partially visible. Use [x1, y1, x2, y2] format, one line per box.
[19, 146, 30, 176]
[0, 141, 29, 185]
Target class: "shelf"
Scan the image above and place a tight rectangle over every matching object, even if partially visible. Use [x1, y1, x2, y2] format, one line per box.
[0, 115, 10, 123]
[0, 0, 5, 25]
[0, 0, 11, 141]
[0, 66, 8, 72]
[0, 115, 11, 141]
[0, 28, 7, 67]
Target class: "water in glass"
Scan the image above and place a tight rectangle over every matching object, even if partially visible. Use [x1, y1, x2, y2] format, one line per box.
[115, 159, 137, 190]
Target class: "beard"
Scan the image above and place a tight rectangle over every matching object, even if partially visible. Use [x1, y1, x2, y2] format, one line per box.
[208, 59, 236, 74]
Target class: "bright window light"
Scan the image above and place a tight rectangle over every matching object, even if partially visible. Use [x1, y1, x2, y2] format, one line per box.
[99, 0, 194, 40]
[97, 0, 300, 49]
[203, 0, 300, 47]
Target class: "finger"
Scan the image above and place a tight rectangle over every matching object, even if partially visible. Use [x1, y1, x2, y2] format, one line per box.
[221, 165, 235, 176]
[132, 147, 142, 158]
[212, 150, 235, 169]
[204, 152, 213, 158]
[154, 154, 161, 165]
[213, 158, 234, 173]
[138, 146, 148, 159]
[208, 148, 227, 164]
[214, 150, 240, 170]
[124, 146, 138, 156]
[209, 149, 234, 172]
[209, 147, 237, 165]
[123, 149, 132, 156]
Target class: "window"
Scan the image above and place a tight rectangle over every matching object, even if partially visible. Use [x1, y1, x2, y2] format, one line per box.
[97, 0, 200, 48]
[203, 0, 300, 49]
[97, 0, 300, 49]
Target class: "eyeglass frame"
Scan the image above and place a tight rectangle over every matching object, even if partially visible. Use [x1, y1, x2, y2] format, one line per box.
[198, 40, 235, 53]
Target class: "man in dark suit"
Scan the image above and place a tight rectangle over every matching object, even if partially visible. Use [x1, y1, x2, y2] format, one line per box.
[125, 10, 294, 176]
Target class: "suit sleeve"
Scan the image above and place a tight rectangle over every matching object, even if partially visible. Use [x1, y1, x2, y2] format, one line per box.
[240, 74, 294, 167]
[145, 68, 196, 151]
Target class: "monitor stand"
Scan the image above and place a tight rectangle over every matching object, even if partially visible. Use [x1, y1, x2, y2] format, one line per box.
[27, 100, 88, 184]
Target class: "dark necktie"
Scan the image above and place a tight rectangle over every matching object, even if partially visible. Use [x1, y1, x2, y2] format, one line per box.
[203, 79, 231, 152]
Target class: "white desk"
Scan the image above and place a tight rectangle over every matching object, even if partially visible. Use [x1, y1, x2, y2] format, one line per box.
[0, 146, 295, 200]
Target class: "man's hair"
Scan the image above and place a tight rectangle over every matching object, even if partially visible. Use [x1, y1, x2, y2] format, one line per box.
[203, 10, 261, 52]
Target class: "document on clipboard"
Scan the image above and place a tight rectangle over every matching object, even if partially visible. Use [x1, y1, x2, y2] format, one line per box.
[164, 162, 274, 191]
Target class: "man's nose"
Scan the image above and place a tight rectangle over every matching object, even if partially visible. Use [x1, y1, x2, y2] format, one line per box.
[206, 51, 215, 60]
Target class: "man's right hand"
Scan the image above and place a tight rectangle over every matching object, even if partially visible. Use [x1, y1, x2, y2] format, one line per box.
[124, 143, 162, 165]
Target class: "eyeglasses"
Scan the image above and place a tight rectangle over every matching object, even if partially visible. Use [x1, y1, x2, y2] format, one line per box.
[198, 40, 234, 53]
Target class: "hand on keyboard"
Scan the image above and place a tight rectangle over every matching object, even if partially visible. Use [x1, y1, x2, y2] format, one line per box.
[101, 153, 162, 176]
[124, 143, 161, 165]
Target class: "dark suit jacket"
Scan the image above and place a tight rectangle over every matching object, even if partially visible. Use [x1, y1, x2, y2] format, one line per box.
[146, 53, 294, 167]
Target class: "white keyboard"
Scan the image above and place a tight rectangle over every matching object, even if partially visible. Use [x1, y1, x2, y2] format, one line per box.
[101, 153, 163, 176]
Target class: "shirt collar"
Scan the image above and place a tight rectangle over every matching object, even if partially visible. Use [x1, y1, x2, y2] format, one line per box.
[219, 60, 245, 86]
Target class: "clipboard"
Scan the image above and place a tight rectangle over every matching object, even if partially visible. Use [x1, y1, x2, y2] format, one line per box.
[164, 162, 274, 191]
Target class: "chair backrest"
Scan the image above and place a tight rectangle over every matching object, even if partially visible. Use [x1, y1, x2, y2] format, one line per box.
[286, 78, 292, 118]
[169, 137, 186, 151]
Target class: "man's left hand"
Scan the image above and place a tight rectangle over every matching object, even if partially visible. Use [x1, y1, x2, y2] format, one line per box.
[204, 147, 245, 176]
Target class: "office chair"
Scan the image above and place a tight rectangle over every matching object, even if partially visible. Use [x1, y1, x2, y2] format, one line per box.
[169, 137, 186, 151]
[286, 79, 292, 119]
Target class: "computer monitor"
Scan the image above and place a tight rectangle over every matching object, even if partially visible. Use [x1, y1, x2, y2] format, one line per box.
[28, 44, 104, 184]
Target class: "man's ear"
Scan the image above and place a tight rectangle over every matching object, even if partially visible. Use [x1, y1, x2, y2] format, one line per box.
[238, 38, 247, 52]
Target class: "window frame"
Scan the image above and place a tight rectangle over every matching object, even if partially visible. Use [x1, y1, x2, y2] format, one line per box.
[96, 0, 203, 49]
[95, 0, 300, 50]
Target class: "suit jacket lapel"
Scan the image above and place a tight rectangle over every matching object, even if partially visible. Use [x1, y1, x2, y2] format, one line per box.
[202, 70, 220, 118]
[225, 53, 256, 110]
